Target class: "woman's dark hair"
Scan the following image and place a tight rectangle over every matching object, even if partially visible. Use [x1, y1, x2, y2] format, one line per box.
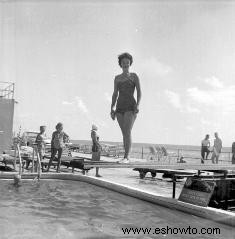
[56, 122, 63, 130]
[118, 52, 133, 67]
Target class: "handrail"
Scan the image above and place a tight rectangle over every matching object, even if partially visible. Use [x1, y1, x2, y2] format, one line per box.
[32, 146, 35, 173]
[16, 144, 22, 176]
[15, 144, 41, 181]
[14, 144, 22, 186]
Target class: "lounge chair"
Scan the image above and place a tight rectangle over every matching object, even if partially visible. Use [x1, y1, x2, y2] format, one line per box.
[147, 145, 169, 162]
[147, 146, 159, 161]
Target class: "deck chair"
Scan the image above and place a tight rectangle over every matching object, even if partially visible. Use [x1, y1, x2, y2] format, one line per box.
[147, 145, 170, 162]
[160, 146, 169, 161]
[147, 146, 159, 161]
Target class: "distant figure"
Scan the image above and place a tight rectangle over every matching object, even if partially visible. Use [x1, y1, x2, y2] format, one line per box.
[35, 126, 47, 160]
[232, 142, 235, 164]
[110, 52, 142, 163]
[47, 122, 69, 173]
[13, 174, 21, 186]
[91, 124, 102, 177]
[201, 134, 210, 164]
[177, 156, 186, 163]
[211, 132, 222, 164]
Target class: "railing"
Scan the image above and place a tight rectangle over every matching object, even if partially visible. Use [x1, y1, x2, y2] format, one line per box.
[15, 144, 41, 179]
[16, 144, 22, 176]
[75, 143, 232, 164]
[132, 146, 232, 164]
[0, 81, 15, 99]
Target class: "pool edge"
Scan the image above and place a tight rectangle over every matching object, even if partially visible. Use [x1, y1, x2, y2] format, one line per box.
[0, 171, 234, 227]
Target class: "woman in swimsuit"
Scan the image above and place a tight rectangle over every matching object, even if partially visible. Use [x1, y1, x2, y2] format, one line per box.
[110, 53, 142, 163]
[91, 124, 102, 177]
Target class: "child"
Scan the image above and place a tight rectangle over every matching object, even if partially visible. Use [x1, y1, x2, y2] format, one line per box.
[47, 122, 69, 173]
[35, 126, 47, 160]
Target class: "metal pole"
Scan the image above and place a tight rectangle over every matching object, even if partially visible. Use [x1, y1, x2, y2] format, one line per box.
[35, 147, 41, 180]
[172, 176, 176, 199]
[16, 144, 22, 176]
[14, 146, 16, 170]
[32, 147, 35, 173]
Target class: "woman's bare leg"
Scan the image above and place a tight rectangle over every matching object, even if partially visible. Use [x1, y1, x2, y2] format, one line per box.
[123, 111, 137, 159]
[116, 113, 126, 156]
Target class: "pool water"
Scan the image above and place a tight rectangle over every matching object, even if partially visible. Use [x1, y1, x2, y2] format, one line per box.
[0, 179, 234, 239]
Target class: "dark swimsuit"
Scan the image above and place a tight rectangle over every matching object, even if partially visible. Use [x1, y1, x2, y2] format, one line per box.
[116, 76, 136, 114]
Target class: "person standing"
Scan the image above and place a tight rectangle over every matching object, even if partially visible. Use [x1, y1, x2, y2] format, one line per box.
[211, 132, 222, 164]
[110, 52, 142, 163]
[91, 124, 102, 177]
[47, 122, 69, 172]
[35, 126, 47, 160]
[232, 142, 235, 164]
[201, 134, 210, 164]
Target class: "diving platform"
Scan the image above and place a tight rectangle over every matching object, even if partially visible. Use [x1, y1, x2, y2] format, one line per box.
[83, 162, 235, 171]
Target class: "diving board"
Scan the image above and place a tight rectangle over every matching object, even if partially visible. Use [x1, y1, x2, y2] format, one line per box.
[83, 162, 235, 170]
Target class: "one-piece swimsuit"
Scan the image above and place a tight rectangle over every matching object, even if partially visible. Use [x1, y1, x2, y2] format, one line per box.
[116, 76, 136, 114]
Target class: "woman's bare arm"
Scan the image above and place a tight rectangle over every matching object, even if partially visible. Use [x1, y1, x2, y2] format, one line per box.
[111, 76, 118, 111]
[134, 73, 142, 112]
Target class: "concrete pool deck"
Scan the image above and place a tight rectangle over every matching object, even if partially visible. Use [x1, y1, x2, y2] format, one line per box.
[70, 152, 188, 198]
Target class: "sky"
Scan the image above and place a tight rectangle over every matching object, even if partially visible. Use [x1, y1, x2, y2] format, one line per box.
[1, 0, 235, 146]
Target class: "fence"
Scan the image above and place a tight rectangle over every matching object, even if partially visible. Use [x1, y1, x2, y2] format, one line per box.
[75, 143, 233, 163]
[130, 146, 232, 164]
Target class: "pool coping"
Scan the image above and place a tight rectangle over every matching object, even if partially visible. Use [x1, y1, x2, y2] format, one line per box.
[0, 171, 234, 227]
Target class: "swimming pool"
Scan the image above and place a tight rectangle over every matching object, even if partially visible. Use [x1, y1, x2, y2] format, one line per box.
[0, 179, 234, 239]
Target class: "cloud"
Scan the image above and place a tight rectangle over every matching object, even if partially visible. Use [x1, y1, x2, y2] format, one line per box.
[165, 77, 231, 114]
[75, 96, 89, 114]
[165, 90, 182, 109]
[62, 97, 108, 128]
[165, 90, 200, 114]
[204, 76, 224, 89]
[62, 101, 74, 105]
[187, 84, 235, 112]
[187, 87, 215, 106]
[141, 57, 172, 77]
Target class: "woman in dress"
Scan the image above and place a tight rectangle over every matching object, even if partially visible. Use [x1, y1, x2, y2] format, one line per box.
[110, 53, 141, 163]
